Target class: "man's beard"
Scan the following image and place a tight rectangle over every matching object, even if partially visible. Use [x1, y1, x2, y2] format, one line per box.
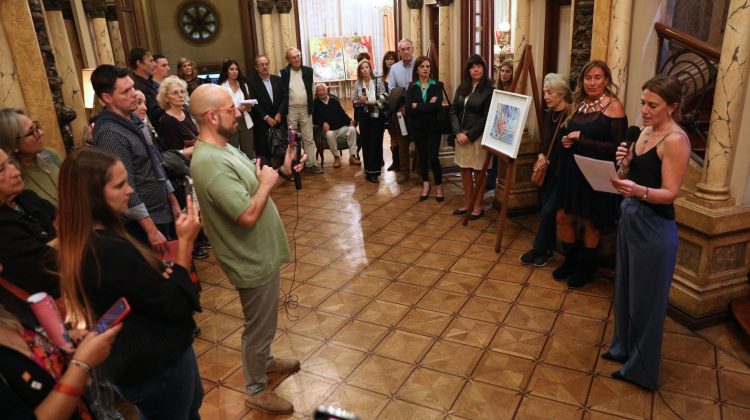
[218, 121, 237, 139]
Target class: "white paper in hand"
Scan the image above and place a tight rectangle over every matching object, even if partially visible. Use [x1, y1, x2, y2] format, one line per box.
[574, 154, 619, 194]
[397, 112, 408, 136]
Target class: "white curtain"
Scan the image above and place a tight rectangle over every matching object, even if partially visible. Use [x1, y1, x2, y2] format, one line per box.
[297, 0, 394, 76]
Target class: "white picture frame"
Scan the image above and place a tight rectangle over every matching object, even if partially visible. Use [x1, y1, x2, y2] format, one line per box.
[481, 89, 533, 159]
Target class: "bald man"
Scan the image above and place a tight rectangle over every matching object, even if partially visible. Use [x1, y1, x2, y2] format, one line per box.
[279, 47, 321, 173]
[189, 84, 306, 415]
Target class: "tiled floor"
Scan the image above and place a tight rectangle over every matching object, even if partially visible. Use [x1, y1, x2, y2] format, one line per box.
[193, 145, 750, 419]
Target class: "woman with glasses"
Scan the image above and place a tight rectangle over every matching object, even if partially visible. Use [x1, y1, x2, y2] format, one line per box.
[0, 109, 61, 206]
[156, 76, 198, 158]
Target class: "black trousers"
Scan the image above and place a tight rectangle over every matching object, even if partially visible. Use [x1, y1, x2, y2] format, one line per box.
[412, 126, 442, 184]
[359, 113, 385, 177]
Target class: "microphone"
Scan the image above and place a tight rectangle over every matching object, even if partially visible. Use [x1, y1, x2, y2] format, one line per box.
[288, 126, 302, 190]
[618, 125, 641, 169]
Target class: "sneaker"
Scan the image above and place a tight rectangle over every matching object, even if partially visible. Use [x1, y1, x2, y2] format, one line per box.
[244, 388, 294, 415]
[519, 249, 540, 265]
[333, 157, 341, 168]
[306, 164, 323, 174]
[533, 251, 553, 267]
[349, 154, 361, 165]
[266, 358, 300, 376]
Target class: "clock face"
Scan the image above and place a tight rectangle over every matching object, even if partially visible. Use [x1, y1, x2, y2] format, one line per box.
[179, 2, 219, 43]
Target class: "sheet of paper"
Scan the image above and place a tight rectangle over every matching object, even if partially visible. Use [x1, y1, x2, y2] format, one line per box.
[574, 154, 619, 194]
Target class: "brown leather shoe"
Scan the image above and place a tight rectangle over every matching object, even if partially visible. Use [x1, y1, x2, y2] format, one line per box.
[333, 157, 341, 168]
[396, 173, 410, 184]
[266, 358, 300, 376]
[349, 154, 361, 165]
[244, 388, 294, 415]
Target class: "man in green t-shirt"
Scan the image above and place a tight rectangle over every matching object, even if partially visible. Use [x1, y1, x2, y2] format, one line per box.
[189, 84, 306, 415]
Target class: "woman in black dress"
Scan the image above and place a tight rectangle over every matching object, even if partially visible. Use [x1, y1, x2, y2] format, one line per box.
[353, 60, 387, 183]
[405, 56, 444, 201]
[556, 60, 627, 288]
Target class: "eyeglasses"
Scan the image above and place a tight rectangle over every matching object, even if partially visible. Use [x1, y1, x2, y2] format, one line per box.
[168, 89, 187, 96]
[17, 121, 41, 141]
[201, 105, 236, 116]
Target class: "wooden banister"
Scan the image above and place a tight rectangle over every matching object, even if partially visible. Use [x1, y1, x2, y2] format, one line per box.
[654, 22, 720, 61]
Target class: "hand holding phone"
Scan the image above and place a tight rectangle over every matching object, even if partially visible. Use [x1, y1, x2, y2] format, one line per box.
[93, 297, 131, 334]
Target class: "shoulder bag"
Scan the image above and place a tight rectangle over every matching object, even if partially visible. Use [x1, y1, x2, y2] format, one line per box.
[531, 114, 565, 187]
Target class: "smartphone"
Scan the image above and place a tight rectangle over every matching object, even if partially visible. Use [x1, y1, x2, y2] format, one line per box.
[184, 176, 200, 212]
[93, 297, 131, 333]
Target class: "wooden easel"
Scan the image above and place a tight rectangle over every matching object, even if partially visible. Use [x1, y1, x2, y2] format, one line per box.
[462, 44, 544, 252]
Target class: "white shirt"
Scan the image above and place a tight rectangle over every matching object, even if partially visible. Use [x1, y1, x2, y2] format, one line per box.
[220, 81, 254, 129]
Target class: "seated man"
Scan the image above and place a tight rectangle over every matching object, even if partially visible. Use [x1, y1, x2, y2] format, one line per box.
[312, 83, 359, 168]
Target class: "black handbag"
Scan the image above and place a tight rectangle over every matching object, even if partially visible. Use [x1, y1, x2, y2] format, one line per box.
[438, 85, 453, 135]
[266, 126, 289, 158]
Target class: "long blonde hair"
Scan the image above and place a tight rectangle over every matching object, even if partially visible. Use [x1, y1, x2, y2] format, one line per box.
[57, 148, 161, 325]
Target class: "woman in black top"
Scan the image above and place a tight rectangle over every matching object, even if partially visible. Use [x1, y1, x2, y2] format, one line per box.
[449, 54, 494, 219]
[556, 60, 627, 288]
[156, 76, 199, 157]
[353, 60, 387, 183]
[57, 147, 203, 419]
[605, 76, 690, 390]
[177, 57, 205, 95]
[406, 56, 444, 201]
[0, 148, 58, 329]
[519, 73, 571, 266]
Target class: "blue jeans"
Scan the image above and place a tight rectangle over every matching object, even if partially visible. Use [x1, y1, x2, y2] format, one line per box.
[532, 181, 560, 252]
[116, 347, 203, 420]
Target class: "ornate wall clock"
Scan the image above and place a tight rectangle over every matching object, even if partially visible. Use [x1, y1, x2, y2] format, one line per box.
[179, 2, 220, 43]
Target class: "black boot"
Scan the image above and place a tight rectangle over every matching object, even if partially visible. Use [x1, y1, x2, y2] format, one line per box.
[552, 242, 578, 280]
[567, 247, 597, 288]
[388, 147, 400, 171]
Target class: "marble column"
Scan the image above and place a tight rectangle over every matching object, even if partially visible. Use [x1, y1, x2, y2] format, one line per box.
[512, 0, 530, 65]
[257, 1, 277, 73]
[606, 0, 632, 96]
[44, 0, 87, 149]
[0, 15, 27, 108]
[275, 0, 294, 58]
[406, 0, 422, 57]
[106, 5, 126, 67]
[0, 0, 65, 155]
[694, 0, 750, 204]
[436, 0, 452, 95]
[84, 0, 114, 65]
[62, 0, 84, 87]
[590, 0, 611, 61]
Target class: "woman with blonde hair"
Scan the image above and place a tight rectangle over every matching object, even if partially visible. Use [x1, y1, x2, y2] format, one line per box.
[57, 147, 204, 418]
[519, 73, 572, 266]
[176, 57, 204, 95]
[156, 76, 198, 157]
[353, 59, 387, 183]
[555, 60, 627, 288]
[0, 108, 62, 206]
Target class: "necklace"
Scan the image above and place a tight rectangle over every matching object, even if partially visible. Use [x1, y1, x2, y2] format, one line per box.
[551, 105, 569, 123]
[577, 94, 606, 114]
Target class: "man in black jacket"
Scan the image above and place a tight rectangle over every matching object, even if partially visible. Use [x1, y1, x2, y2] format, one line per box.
[279, 48, 322, 173]
[129, 47, 165, 131]
[312, 84, 359, 168]
[249, 55, 285, 165]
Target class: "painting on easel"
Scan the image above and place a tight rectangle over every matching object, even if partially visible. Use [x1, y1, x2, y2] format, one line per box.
[482, 89, 532, 159]
[309, 36, 346, 82]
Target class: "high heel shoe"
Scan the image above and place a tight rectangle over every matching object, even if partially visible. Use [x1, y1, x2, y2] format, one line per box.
[468, 209, 484, 220]
[436, 195, 444, 203]
[419, 185, 431, 201]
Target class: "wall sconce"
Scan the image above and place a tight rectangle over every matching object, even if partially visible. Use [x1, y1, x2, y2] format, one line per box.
[82, 68, 95, 109]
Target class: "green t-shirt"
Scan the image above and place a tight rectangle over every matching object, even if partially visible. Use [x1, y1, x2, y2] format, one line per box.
[190, 141, 290, 289]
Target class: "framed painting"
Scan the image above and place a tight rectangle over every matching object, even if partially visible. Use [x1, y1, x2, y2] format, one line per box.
[481, 89, 532, 159]
[342, 35, 373, 80]
[309, 36, 345, 82]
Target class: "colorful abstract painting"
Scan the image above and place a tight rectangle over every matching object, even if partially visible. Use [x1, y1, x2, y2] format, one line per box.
[309, 37, 345, 82]
[482, 89, 532, 159]
[342, 35, 373, 80]
[489, 103, 521, 144]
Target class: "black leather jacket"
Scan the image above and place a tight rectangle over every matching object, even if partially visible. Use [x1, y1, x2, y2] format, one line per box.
[448, 83, 493, 142]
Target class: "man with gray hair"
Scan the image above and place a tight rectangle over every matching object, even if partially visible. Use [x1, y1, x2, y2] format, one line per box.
[313, 83, 359, 168]
[387, 39, 416, 183]
[280, 47, 322, 173]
